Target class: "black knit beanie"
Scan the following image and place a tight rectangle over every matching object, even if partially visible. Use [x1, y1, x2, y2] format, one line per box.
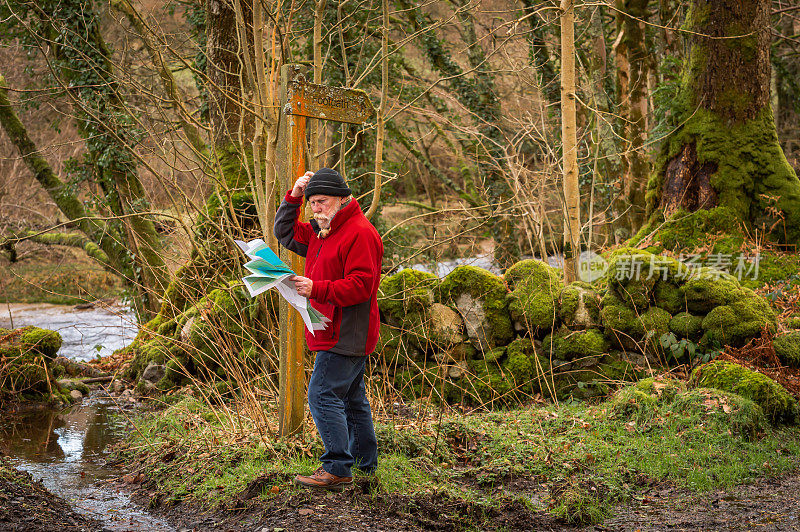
[304, 168, 351, 199]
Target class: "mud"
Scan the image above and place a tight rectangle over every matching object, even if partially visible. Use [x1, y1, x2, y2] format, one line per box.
[589, 473, 800, 531]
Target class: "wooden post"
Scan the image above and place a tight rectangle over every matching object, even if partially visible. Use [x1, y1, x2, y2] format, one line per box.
[275, 66, 376, 438]
[278, 64, 306, 437]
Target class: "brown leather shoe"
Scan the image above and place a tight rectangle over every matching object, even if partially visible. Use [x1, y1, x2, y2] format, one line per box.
[294, 467, 353, 492]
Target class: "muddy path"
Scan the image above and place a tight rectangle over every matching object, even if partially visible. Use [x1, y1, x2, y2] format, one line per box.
[121, 469, 800, 531]
[589, 472, 800, 531]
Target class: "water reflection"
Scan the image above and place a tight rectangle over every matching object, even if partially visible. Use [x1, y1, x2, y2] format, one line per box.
[1, 395, 174, 531]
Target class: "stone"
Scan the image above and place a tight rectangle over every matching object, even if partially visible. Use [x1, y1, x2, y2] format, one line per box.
[70, 389, 83, 401]
[447, 360, 468, 379]
[426, 303, 465, 346]
[180, 316, 195, 343]
[141, 363, 165, 384]
[111, 379, 126, 394]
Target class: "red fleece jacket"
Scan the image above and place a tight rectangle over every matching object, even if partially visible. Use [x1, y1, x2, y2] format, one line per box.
[274, 191, 383, 355]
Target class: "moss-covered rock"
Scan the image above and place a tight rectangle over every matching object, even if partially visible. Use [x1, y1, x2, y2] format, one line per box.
[700, 295, 776, 347]
[440, 266, 513, 350]
[669, 312, 704, 340]
[691, 361, 798, 423]
[559, 282, 602, 329]
[631, 207, 745, 254]
[653, 281, 686, 315]
[605, 248, 682, 311]
[683, 272, 742, 313]
[542, 327, 608, 361]
[378, 269, 439, 324]
[550, 354, 643, 401]
[773, 331, 800, 368]
[0, 326, 63, 360]
[505, 259, 562, 333]
[125, 284, 259, 383]
[17, 327, 62, 359]
[601, 291, 671, 352]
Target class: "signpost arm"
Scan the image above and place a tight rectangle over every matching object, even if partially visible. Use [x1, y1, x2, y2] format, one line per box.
[278, 64, 306, 437]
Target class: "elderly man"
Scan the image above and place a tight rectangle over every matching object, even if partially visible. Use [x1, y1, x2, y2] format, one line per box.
[274, 167, 383, 491]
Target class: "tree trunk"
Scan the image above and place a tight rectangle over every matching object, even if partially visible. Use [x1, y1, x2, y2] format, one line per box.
[561, 0, 580, 283]
[644, 0, 800, 246]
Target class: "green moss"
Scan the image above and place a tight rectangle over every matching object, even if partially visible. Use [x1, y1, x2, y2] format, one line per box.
[671, 388, 766, 438]
[631, 207, 745, 253]
[440, 266, 513, 348]
[609, 376, 686, 422]
[378, 269, 439, 322]
[559, 282, 602, 329]
[786, 316, 800, 330]
[542, 327, 608, 361]
[605, 248, 683, 311]
[669, 312, 704, 340]
[701, 294, 776, 347]
[773, 331, 800, 368]
[504, 259, 562, 290]
[653, 281, 686, 315]
[644, 106, 800, 246]
[17, 326, 62, 359]
[683, 273, 742, 313]
[505, 260, 562, 332]
[691, 361, 798, 423]
[1, 351, 52, 396]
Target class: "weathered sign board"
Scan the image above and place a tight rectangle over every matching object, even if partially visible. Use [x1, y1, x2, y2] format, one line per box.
[287, 78, 375, 124]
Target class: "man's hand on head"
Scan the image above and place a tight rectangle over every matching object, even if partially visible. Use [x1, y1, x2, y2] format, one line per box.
[291, 171, 315, 198]
[291, 275, 313, 298]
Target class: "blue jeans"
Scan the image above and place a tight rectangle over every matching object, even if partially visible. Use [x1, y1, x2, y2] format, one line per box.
[307, 351, 378, 477]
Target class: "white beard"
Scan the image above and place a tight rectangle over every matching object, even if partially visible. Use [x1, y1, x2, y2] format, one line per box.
[314, 213, 332, 238]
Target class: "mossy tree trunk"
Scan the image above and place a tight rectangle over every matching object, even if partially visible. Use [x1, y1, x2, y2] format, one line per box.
[644, 0, 800, 246]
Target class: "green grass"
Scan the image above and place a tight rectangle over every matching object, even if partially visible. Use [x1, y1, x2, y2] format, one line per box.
[114, 386, 800, 526]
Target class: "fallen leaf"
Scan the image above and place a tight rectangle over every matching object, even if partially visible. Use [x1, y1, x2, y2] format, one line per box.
[299, 508, 313, 516]
[270, 485, 280, 494]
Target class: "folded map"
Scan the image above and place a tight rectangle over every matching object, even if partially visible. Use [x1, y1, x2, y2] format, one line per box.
[235, 239, 330, 334]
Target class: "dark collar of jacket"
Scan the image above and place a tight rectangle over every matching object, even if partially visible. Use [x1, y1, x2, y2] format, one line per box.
[309, 198, 360, 237]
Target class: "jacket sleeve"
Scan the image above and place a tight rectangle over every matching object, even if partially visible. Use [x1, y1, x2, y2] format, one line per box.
[273, 190, 314, 257]
[310, 229, 382, 307]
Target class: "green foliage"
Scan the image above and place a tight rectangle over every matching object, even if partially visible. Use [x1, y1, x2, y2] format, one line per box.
[691, 361, 798, 423]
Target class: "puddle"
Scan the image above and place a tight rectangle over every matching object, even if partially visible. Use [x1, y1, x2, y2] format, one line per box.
[0, 302, 137, 361]
[0, 394, 174, 531]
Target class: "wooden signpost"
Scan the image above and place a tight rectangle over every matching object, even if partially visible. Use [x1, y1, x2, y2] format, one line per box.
[277, 65, 375, 437]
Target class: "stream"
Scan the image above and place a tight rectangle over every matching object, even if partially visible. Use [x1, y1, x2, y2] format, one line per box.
[1, 303, 174, 531]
